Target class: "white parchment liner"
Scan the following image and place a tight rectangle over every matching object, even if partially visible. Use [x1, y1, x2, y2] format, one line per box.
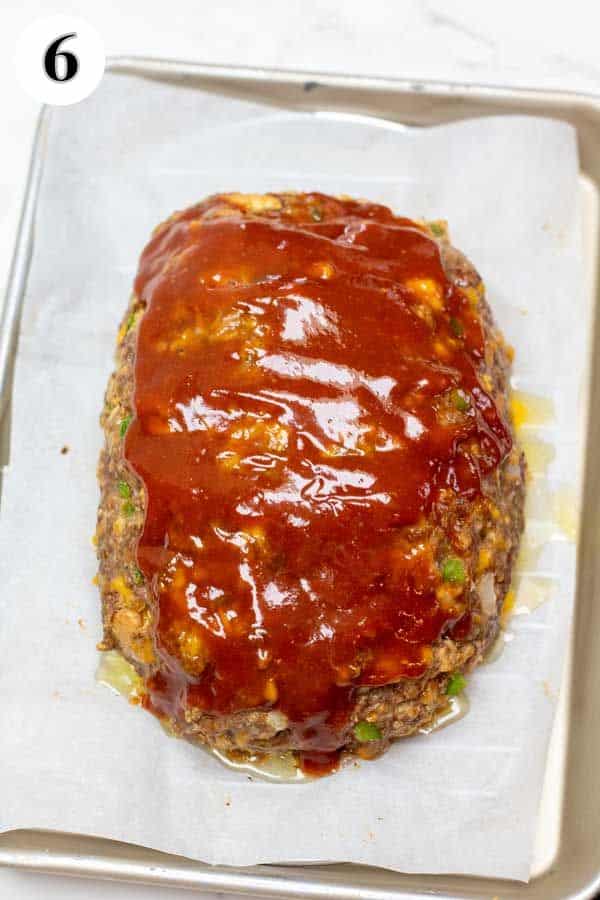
[0, 72, 587, 881]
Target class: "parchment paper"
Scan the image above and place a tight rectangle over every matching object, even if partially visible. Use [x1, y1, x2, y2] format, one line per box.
[0, 72, 587, 881]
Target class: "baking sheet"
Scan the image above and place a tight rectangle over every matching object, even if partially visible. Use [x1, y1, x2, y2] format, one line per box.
[0, 72, 586, 882]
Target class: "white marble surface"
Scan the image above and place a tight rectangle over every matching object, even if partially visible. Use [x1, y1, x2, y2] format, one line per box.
[1, 1, 598, 897]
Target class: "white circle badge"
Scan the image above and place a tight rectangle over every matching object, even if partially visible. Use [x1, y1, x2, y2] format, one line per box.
[15, 16, 105, 106]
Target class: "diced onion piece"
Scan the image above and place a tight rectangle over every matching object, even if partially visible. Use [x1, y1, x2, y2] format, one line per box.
[478, 572, 496, 617]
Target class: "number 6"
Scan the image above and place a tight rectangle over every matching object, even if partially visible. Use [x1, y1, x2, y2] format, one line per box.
[44, 33, 78, 82]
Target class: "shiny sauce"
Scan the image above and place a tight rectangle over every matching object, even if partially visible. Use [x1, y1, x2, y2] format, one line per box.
[125, 193, 511, 768]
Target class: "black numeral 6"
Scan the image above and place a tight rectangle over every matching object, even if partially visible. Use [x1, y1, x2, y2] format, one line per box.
[44, 33, 78, 82]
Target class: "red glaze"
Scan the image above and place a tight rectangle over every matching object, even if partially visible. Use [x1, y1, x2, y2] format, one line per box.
[125, 193, 511, 762]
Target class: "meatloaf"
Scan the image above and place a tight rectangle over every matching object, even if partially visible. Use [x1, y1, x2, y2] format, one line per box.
[96, 191, 525, 774]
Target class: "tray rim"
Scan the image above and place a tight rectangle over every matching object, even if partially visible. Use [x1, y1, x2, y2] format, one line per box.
[1, 56, 600, 900]
[108, 53, 600, 105]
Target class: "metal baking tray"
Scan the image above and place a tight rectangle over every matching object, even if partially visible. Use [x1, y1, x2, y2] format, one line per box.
[1, 57, 599, 899]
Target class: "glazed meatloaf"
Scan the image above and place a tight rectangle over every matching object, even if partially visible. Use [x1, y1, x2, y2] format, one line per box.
[96, 191, 525, 773]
